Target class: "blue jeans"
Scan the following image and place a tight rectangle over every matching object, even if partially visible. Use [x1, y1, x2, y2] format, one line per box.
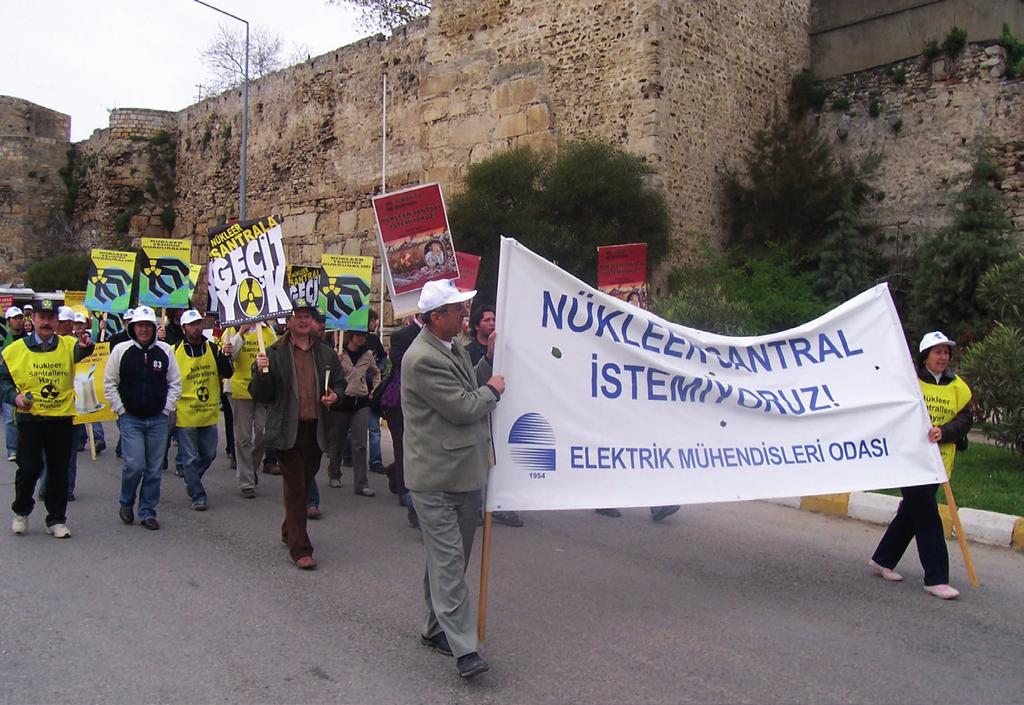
[308, 477, 320, 508]
[176, 425, 218, 506]
[91, 422, 105, 445]
[119, 413, 170, 520]
[3, 402, 17, 458]
[368, 410, 382, 466]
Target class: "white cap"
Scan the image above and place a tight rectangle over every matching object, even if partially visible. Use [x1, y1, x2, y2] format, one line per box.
[123, 308, 135, 323]
[5, 306, 22, 319]
[58, 306, 75, 322]
[919, 331, 955, 353]
[180, 309, 203, 326]
[22, 303, 33, 311]
[131, 305, 158, 326]
[74, 312, 88, 324]
[417, 279, 476, 314]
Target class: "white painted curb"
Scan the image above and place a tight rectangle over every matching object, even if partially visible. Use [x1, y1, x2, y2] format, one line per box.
[848, 492, 898, 525]
[959, 508, 1018, 547]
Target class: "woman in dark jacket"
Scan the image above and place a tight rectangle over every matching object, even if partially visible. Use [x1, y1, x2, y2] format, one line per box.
[869, 331, 972, 600]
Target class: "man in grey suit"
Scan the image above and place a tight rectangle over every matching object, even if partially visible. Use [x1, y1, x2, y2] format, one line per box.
[403, 280, 505, 679]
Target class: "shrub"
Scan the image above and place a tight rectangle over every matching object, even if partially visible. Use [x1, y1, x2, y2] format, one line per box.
[923, 39, 942, 60]
[891, 67, 907, 84]
[977, 255, 1024, 327]
[909, 145, 1014, 340]
[942, 26, 968, 57]
[1003, 23, 1024, 79]
[25, 254, 91, 292]
[868, 99, 882, 118]
[160, 206, 177, 232]
[789, 70, 828, 116]
[961, 323, 1024, 454]
[448, 141, 671, 298]
[831, 95, 852, 111]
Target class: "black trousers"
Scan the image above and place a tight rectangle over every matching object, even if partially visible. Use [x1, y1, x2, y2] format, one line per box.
[11, 418, 74, 527]
[872, 483, 949, 586]
[222, 395, 235, 456]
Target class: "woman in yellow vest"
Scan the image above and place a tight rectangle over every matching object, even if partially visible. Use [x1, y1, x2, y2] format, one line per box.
[870, 331, 972, 600]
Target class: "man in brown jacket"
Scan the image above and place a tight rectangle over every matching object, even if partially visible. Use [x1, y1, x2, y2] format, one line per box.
[402, 280, 505, 679]
[250, 300, 344, 569]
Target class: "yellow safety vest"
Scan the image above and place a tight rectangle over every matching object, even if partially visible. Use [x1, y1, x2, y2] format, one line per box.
[222, 325, 276, 401]
[174, 341, 221, 428]
[918, 375, 972, 475]
[1, 335, 77, 417]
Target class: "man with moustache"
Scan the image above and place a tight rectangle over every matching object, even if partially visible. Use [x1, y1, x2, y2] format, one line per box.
[2, 298, 93, 538]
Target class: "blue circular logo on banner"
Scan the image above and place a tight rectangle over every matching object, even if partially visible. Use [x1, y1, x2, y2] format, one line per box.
[508, 413, 556, 471]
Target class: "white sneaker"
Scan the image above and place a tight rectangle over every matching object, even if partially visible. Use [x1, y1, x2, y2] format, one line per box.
[7, 453, 15, 461]
[45, 523, 71, 539]
[924, 584, 959, 600]
[12, 515, 28, 535]
[868, 559, 903, 582]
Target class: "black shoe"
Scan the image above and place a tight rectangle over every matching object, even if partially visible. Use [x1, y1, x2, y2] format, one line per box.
[67, 492, 76, 502]
[369, 461, 386, 474]
[407, 505, 419, 529]
[492, 511, 524, 527]
[595, 508, 622, 518]
[140, 517, 160, 531]
[457, 652, 489, 678]
[651, 505, 680, 523]
[118, 505, 134, 525]
[420, 631, 453, 656]
[95, 440, 106, 454]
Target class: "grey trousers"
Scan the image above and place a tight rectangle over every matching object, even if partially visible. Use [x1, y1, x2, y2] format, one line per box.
[410, 489, 481, 658]
[326, 406, 369, 492]
[231, 396, 267, 490]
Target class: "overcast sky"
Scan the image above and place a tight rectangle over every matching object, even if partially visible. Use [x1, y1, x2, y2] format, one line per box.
[4, 0, 368, 141]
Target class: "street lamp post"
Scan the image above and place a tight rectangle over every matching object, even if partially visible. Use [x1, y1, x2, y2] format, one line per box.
[194, 0, 248, 222]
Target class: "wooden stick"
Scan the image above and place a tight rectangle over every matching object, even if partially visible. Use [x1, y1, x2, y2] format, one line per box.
[255, 323, 269, 373]
[324, 369, 331, 393]
[86, 424, 96, 461]
[942, 481, 979, 587]
[477, 510, 493, 642]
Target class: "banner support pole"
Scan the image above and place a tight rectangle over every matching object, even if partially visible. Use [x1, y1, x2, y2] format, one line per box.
[256, 323, 269, 373]
[477, 510, 493, 642]
[86, 424, 97, 461]
[942, 481, 979, 587]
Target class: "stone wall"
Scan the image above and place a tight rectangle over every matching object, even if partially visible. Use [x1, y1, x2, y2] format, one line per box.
[0, 96, 71, 283]
[816, 43, 1024, 247]
[811, 0, 1024, 78]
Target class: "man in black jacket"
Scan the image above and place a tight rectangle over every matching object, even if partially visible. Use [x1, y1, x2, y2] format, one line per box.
[105, 305, 181, 530]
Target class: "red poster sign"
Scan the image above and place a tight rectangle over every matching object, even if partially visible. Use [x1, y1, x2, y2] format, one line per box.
[0, 295, 13, 311]
[453, 252, 481, 292]
[597, 243, 648, 308]
[372, 183, 460, 295]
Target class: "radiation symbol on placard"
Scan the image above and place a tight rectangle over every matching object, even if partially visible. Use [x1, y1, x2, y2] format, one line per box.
[90, 267, 133, 305]
[236, 278, 265, 318]
[40, 384, 59, 401]
[320, 275, 371, 321]
[196, 386, 210, 403]
[142, 257, 190, 299]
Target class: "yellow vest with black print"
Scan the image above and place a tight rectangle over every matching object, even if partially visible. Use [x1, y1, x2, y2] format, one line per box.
[1, 335, 76, 417]
[174, 341, 221, 428]
[222, 326, 276, 401]
[918, 375, 971, 476]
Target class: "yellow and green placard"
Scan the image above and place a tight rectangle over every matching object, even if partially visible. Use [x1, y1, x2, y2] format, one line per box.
[319, 254, 373, 331]
[139, 238, 193, 308]
[85, 249, 136, 313]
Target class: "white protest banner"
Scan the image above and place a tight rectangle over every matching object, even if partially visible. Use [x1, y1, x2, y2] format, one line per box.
[487, 238, 945, 512]
[207, 215, 292, 326]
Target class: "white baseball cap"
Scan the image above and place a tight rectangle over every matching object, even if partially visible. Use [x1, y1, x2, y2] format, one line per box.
[919, 331, 955, 353]
[58, 306, 75, 322]
[22, 303, 33, 311]
[417, 279, 476, 314]
[123, 308, 135, 323]
[180, 309, 203, 326]
[5, 306, 22, 319]
[132, 305, 158, 326]
[74, 312, 88, 324]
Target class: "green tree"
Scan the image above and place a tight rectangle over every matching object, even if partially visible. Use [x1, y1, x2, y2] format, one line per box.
[448, 141, 671, 298]
[329, 0, 430, 32]
[977, 254, 1024, 327]
[909, 145, 1015, 340]
[961, 323, 1024, 455]
[25, 254, 90, 292]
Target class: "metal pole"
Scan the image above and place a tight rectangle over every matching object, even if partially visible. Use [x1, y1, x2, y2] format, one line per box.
[381, 73, 387, 321]
[193, 0, 248, 221]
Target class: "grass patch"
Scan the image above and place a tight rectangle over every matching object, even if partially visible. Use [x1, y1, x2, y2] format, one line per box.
[873, 444, 1024, 516]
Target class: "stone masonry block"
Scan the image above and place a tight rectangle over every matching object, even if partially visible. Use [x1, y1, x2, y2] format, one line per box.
[356, 208, 376, 232]
[526, 103, 551, 132]
[419, 73, 456, 99]
[342, 236, 363, 255]
[338, 209, 358, 233]
[495, 112, 528, 139]
[289, 212, 318, 239]
[422, 98, 450, 123]
[449, 115, 494, 146]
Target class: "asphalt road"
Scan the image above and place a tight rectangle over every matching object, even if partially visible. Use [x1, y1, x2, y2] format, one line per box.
[2, 425, 1022, 705]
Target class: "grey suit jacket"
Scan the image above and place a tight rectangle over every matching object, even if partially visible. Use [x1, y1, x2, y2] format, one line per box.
[401, 327, 497, 493]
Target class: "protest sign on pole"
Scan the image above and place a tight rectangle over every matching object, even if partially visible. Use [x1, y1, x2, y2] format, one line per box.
[138, 238, 193, 309]
[63, 290, 88, 318]
[318, 254, 373, 331]
[207, 215, 291, 326]
[597, 243, 648, 308]
[287, 265, 321, 308]
[454, 252, 481, 293]
[85, 249, 136, 313]
[90, 311, 123, 342]
[487, 238, 945, 512]
[373, 183, 460, 317]
[187, 263, 203, 305]
[73, 342, 117, 426]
